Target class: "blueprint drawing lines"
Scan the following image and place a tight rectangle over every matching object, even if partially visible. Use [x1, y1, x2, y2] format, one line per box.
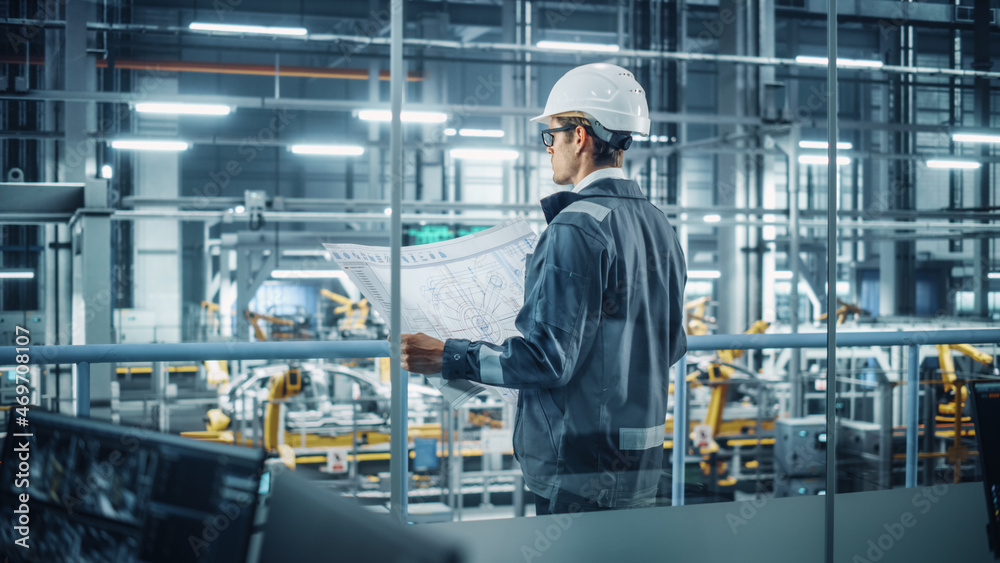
[419, 246, 529, 344]
[324, 219, 536, 407]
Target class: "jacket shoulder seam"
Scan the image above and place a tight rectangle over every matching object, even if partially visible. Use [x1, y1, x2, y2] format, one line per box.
[546, 221, 610, 251]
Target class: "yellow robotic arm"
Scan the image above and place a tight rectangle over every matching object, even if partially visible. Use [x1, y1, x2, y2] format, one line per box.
[263, 367, 303, 470]
[937, 343, 994, 417]
[204, 360, 229, 387]
[320, 288, 352, 307]
[818, 299, 870, 325]
[244, 310, 295, 341]
[263, 367, 303, 450]
[685, 296, 715, 336]
[190, 367, 302, 470]
[321, 289, 370, 331]
[201, 300, 221, 334]
[702, 320, 770, 451]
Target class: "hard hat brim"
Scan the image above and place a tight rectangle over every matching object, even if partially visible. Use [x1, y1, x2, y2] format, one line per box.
[530, 110, 590, 125]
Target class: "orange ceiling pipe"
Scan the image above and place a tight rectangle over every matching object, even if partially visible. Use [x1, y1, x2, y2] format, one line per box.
[0, 55, 422, 81]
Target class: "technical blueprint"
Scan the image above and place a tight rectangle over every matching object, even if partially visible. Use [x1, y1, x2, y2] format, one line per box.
[324, 219, 538, 407]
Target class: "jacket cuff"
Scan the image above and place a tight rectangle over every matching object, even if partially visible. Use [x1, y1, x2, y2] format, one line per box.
[442, 339, 471, 381]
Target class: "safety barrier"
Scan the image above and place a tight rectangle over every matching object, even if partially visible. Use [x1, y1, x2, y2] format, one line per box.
[2, 328, 999, 515]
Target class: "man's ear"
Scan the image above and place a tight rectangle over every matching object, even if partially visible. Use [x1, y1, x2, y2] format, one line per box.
[574, 126, 588, 156]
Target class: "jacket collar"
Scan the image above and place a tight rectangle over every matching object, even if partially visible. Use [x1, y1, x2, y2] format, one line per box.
[572, 167, 627, 193]
[539, 178, 646, 224]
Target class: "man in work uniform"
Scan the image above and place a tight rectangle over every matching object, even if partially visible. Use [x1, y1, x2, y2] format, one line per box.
[401, 63, 687, 515]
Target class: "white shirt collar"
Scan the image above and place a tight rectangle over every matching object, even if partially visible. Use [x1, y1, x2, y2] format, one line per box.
[572, 167, 627, 193]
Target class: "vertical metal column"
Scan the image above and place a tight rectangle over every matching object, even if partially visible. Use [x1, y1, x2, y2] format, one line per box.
[715, 0, 748, 336]
[877, 375, 892, 489]
[501, 0, 517, 208]
[65, 0, 111, 419]
[672, 355, 688, 506]
[519, 0, 534, 206]
[388, 0, 408, 525]
[71, 206, 113, 420]
[64, 0, 96, 182]
[153, 362, 167, 431]
[906, 345, 919, 488]
[446, 406, 456, 511]
[456, 409, 464, 521]
[76, 362, 90, 418]
[824, 2, 840, 561]
[368, 13, 382, 204]
[68, 0, 112, 419]
[788, 125, 803, 418]
[972, 0, 993, 318]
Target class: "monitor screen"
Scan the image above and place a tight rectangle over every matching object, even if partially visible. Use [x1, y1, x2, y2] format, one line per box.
[970, 381, 1000, 559]
[0, 410, 266, 563]
[260, 469, 463, 563]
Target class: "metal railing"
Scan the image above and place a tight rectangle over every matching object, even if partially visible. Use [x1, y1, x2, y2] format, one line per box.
[0, 341, 386, 418]
[669, 328, 1000, 504]
[2, 328, 999, 516]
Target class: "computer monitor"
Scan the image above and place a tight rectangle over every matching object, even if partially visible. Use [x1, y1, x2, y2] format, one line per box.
[969, 380, 1000, 560]
[260, 469, 463, 563]
[0, 410, 267, 563]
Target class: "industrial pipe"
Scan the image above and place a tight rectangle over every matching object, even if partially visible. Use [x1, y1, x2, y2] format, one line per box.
[0, 55, 422, 81]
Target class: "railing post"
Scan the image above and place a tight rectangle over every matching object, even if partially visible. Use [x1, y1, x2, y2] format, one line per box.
[391, 367, 409, 522]
[76, 361, 90, 418]
[388, 0, 406, 525]
[906, 345, 919, 488]
[672, 355, 688, 506]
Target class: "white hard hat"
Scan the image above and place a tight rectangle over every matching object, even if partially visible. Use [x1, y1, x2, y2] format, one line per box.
[531, 63, 651, 147]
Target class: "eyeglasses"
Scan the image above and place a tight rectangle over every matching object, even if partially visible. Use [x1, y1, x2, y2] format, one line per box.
[540, 124, 580, 147]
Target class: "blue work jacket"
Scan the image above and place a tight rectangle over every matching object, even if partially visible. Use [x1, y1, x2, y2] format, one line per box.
[442, 177, 687, 508]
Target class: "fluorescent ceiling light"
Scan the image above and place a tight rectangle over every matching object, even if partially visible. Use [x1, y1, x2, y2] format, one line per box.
[290, 144, 364, 156]
[703, 215, 722, 223]
[459, 128, 505, 138]
[444, 128, 457, 136]
[537, 40, 620, 53]
[0, 271, 34, 279]
[688, 270, 722, 279]
[952, 133, 1000, 144]
[357, 110, 448, 123]
[774, 270, 794, 280]
[135, 103, 231, 115]
[101, 165, 113, 179]
[799, 155, 851, 166]
[799, 141, 853, 150]
[795, 56, 883, 69]
[449, 149, 519, 160]
[989, 273, 1000, 280]
[926, 160, 981, 170]
[111, 140, 189, 151]
[271, 270, 346, 279]
[632, 135, 649, 142]
[189, 22, 307, 36]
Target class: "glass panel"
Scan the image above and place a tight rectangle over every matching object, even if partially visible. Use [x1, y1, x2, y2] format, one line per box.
[3, 1, 995, 558]
[830, 12, 999, 562]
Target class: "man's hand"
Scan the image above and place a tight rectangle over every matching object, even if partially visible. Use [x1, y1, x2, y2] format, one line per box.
[398, 332, 446, 374]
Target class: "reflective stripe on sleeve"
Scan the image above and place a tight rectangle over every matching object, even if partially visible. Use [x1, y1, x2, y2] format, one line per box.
[479, 346, 504, 385]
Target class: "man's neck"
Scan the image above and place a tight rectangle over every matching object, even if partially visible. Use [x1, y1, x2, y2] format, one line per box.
[570, 163, 611, 187]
